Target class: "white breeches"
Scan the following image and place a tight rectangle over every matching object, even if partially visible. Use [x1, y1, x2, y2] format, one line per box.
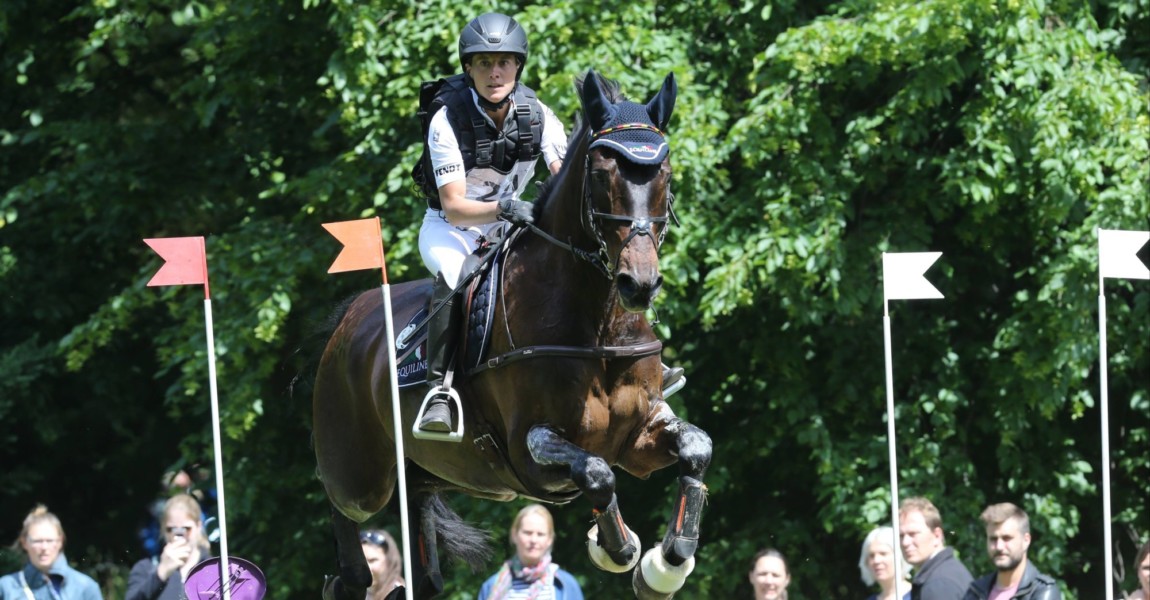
[418, 208, 501, 288]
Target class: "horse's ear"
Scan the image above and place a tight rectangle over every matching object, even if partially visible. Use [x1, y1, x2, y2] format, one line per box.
[580, 68, 616, 132]
[646, 72, 677, 131]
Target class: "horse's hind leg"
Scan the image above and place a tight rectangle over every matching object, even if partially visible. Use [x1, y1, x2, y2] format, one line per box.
[407, 492, 444, 600]
[526, 426, 640, 572]
[321, 505, 372, 600]
[404, 470, 493, 600]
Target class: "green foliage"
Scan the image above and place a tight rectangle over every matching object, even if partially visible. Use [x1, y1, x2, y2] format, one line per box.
[1, 0, 1146, 598]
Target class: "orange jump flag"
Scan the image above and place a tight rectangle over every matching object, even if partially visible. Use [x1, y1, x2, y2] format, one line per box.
[323, 217, 384, 274]
[145, 237, 208, 287]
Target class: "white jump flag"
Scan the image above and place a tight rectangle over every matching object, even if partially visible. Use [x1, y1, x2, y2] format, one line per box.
[883, 252, 944, 302]
[880, 251, 945, 600]
[1096, 228, 1149, 600]
[1099, 229, 1150, 280]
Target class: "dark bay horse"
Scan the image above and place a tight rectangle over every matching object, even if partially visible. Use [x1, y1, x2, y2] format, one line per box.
[312, 69, 711, 600]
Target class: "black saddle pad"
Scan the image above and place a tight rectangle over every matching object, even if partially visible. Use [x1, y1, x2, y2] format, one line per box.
[462, 245, 503, 371]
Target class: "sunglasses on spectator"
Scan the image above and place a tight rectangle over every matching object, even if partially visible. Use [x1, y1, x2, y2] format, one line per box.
[360, 531, 388, 548]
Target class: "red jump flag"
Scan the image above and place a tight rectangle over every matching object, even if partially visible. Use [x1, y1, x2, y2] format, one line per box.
[145, 237, 209, 291]
[323, 217, 385, 275]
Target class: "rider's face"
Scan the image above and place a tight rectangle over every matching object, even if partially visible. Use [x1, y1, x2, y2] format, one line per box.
[466, 53, 519, 105]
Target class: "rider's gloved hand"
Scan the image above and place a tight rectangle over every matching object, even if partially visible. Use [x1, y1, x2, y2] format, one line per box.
[497, 197, 535, 226]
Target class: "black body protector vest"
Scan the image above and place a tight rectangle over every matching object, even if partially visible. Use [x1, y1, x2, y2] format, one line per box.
[412, 73, 544, 210]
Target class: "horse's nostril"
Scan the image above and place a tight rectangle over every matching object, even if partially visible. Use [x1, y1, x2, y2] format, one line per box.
[617, 272, 660, 311]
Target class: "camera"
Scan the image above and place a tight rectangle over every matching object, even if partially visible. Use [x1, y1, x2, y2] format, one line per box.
[169, 526, 189, 539]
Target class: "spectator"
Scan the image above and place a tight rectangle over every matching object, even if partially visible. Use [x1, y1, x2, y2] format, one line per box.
[1128, 540, 1149, 600]
[899, 497, 973, 600]
[860, 526, 912, 600]
[478, 504, 582, 600]
[126, 494, 210, 600]
[962, 502, 1059, 599]
[359, 529, 404, 599]
[0, 504, 103, 600]
[749, 548, 790, 600]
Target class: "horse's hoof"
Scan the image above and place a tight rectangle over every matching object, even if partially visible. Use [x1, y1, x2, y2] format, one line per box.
[661, 536, 698, 567]
[632, 547, 695, 599]
[587, 524, 641, 573]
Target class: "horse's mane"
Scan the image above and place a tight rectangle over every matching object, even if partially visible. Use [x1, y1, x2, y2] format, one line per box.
[533, 72, 627, 219]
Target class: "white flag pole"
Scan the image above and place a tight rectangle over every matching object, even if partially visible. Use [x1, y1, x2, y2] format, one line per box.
[374, 218, 415, 600]
[883, 298, 905, 600]
[1097, 279, 1113, 600]
[1095, 228, 1149, 599]
[203, 298, 232, 600]
[880, 250, 945, 600]
[380, 281, 415, 600]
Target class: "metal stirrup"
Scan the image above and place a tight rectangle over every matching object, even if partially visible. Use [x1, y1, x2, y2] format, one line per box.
[412, 357, 465, 443]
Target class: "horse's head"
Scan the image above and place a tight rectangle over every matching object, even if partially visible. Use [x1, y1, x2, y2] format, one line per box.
[578, 69, 677, 313]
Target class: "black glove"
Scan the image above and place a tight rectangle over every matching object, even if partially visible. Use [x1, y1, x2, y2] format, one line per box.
[497, 197, 534, 226]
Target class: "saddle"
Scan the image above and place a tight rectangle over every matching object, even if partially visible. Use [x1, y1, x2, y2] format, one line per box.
[393, 226, 513, 388]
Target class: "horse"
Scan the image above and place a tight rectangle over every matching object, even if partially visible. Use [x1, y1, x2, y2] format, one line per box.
[312, 68, 712, 600]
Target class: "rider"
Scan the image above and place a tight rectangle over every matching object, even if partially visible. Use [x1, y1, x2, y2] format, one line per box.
[415, 13, 684, 434]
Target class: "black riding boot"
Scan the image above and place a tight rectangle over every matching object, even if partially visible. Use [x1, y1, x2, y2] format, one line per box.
[419, 273, 461, 433]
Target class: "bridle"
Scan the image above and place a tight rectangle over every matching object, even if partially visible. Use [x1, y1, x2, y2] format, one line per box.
[526, 122, 677, 280]
[471, 123, 676, 377]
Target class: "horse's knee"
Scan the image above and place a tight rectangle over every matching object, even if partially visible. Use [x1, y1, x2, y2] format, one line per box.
[677, 425, 712, 476]
[576, 456, 615, 508]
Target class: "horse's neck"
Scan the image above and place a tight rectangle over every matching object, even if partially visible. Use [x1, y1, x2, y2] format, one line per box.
[511, 241, 652, 346]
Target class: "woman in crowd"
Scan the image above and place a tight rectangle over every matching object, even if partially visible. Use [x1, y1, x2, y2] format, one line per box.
[478, 504, 583, 600]
[859, 526, 912, 600]
[125, 493, 210, 600]
[749, 548, 791, 600]
[1131, 540, 1150, 600]
[0, 504, 103, 600]
[359, 529, 404, 599]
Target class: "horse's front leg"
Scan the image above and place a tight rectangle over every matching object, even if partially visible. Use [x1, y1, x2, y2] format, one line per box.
[618, 401, 712, 599]
[526, 425, 641, 572]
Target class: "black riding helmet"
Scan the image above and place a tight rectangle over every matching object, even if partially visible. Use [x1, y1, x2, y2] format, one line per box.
[458, 12, 528, 82]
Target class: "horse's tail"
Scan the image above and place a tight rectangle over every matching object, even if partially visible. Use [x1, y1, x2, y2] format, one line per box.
[426, 493, 492, 573]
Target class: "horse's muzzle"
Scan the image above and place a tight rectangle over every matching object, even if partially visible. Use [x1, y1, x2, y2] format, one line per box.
[616, 271, 663, 313]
